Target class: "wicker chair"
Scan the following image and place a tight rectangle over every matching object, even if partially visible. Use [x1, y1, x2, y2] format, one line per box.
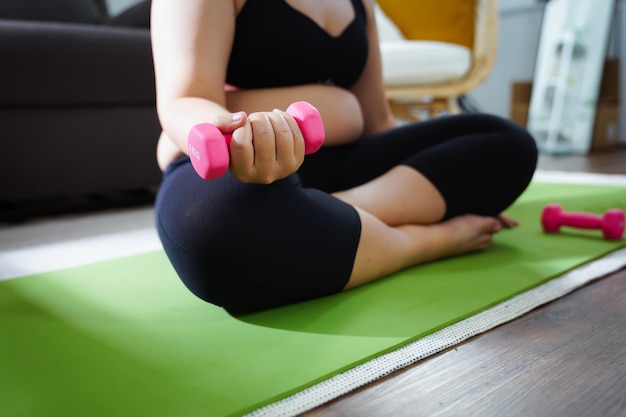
[376, 0, 499, 121]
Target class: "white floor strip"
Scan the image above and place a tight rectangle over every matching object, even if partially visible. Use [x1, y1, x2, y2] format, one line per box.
[534, 170, 626, 185]
[1, 171, 624, 282]
[0, 207, 161, 281]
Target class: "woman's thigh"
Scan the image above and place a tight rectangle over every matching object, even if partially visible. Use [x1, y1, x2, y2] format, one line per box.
[155, 158, 361, 313]
[299, 113, 538, 218]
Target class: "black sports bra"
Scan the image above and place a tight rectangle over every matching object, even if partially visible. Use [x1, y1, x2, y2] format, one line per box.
[226, 0, 368, 89]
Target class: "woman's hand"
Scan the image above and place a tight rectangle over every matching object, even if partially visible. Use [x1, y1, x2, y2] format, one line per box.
[213, 109, 306, 184]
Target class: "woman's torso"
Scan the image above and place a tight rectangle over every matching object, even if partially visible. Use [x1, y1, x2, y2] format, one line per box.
[227, 0, 368, 89]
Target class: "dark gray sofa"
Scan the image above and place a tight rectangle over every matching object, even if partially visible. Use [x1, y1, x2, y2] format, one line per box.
[0, 0, 160, 221]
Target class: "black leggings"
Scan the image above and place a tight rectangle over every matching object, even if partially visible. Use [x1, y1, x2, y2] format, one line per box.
[155, 113, 538, 313]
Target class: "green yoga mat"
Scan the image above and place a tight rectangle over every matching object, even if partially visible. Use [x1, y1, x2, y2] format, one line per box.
[1, 182, 625, 417]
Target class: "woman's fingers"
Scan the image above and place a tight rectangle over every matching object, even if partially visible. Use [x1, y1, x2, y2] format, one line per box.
[228, 116, 255, 179]
[229, 110, 305, 184]
[249, 112, 276, 180]
[270, 109, 305, 170]
[277, 110, 306, 163]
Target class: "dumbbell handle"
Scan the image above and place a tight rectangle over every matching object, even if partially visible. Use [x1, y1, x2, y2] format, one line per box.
[188, 101, 324, 180]
[556, 212, 604, 229]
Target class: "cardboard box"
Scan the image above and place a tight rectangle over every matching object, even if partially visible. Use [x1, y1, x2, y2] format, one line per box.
[510, 58, 620, 150]
[592, 103, 620, 149]
[599, 58, 619, 102]
[510, 82, 533, 127]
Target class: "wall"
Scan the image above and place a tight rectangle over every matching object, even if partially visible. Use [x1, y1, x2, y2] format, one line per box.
[469, 1, 545, 119]
[471, 0, 625, 143]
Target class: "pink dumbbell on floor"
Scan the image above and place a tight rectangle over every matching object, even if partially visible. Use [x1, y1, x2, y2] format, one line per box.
[187, 101, 325, 180]
[541, 203, 625, 240]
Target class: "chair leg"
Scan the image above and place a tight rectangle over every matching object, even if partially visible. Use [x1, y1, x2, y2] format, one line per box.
[446, 97, 461, 115]
[388, 97, 463, 122]
[389, 101, 422, 122]
[389, 100, 428, 122]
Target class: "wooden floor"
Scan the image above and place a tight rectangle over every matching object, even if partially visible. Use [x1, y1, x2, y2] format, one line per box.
[304, 146, 626, 417]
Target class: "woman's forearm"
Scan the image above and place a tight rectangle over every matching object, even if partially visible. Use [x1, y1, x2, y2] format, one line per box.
[157, 96, 233, 156]
[157, 83, 367, 169]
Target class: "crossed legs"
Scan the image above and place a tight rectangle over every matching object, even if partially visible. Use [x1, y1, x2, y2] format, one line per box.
[335, 165, 503, 289]
[321, 114, 538, 290]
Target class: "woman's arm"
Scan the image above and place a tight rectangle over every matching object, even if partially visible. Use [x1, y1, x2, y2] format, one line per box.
[151, 0, 236, 151]
[349, 0, 397, 136]
[152, 0, 309, 183]
[152, 0, 366, 177]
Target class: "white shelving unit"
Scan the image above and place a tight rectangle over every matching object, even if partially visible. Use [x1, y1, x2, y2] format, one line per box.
[527, 0, 616, 154]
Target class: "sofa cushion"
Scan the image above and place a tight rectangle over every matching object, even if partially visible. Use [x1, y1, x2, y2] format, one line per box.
[374, 4, 471, 86]
[376, 0, 477, 49]
[0, 20, 155, 106]
[0, 0, 108, 24]
[380, 40, 471, 86]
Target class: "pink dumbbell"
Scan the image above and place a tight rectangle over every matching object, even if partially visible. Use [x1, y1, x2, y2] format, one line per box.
[187, 101, 325, 180]
[541, 203, 625, 240]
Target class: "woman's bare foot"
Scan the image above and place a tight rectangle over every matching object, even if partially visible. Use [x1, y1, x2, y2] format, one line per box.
[345, 211, 503, 290]
[438, 214, 502, 256]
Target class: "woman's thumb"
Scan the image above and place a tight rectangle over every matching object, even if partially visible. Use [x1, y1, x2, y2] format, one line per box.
[213, 111, 247, 134]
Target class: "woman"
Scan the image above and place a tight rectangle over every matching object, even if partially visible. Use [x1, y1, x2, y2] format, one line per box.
[151, 0, 538, 313]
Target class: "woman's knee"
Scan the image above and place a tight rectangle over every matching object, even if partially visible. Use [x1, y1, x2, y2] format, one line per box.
[468, 113, 538, 169]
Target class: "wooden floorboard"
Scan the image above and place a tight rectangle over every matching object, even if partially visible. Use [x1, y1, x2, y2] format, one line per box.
[304, 147, 626, 417]
[537, 146, 626, 175]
